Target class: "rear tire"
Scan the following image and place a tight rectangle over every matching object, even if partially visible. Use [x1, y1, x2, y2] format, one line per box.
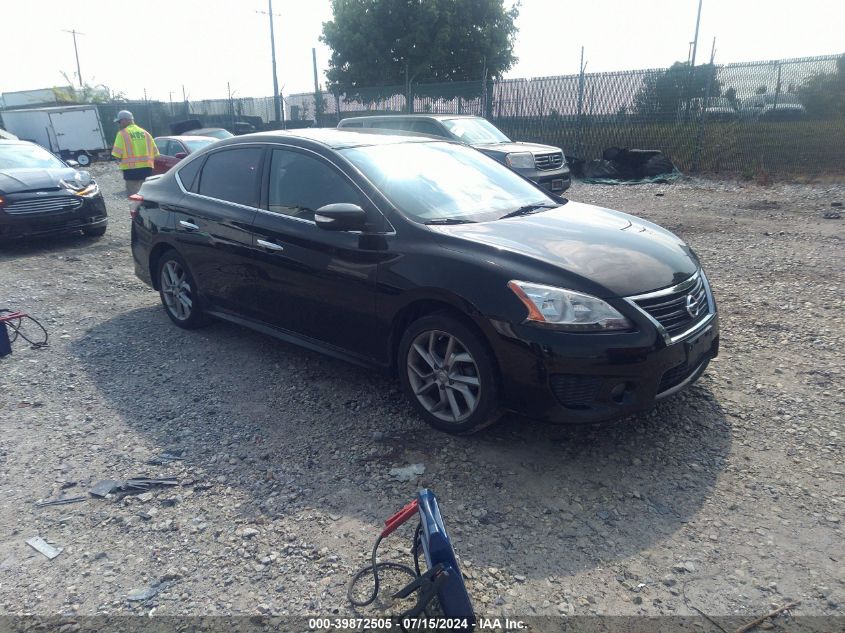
[398, 312, 502, 435]
[157, 249, 209, 329]
[76, 152, 91, 166]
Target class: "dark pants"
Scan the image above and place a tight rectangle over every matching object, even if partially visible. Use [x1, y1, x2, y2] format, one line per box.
[122, 166, 153, 197]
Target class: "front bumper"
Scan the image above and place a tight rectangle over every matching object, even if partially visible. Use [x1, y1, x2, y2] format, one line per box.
[516, 166, 571, 193]
[0, 194, 108, 240]
[488, 311, 719, 424]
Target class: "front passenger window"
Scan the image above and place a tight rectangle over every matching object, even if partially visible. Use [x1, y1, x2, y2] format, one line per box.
[268, 149, 363, 221]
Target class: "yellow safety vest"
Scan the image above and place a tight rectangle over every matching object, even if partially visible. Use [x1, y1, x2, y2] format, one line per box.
[112, 124, 160, 170]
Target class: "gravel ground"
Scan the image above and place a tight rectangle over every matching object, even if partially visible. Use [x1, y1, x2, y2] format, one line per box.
[0, 164, 843, 622]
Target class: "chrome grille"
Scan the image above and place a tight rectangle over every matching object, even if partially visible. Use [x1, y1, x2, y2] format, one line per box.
[4, 196, 84, 215]
[533, 152, 564, 170]
[631, 273, 709, 338]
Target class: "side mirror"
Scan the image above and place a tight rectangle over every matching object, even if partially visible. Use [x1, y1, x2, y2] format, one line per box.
[66, 160, 79, 168]
[174, 152, 187, 159]
[314, 203, 367, 231]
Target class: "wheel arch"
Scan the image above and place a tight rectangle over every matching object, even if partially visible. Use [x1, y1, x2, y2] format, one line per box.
[148, 243, 178, 291]
[388, 292, 501, 381]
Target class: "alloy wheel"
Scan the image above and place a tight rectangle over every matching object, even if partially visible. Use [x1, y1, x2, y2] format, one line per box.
[406, 329, 481, 423]
[160, 260, 193, 321]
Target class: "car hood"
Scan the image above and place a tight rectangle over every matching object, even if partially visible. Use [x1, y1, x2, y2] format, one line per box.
[0, 168, 76, 193]
[429, 201, 698, 297]
[473, 141, 562, 155]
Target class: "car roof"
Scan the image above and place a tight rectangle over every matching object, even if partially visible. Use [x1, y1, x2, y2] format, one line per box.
[155, 135, 218, 141]
[218, 128, 442, 150]
[0, 139, 47, 150]
[186, 128, 227, 133]
[340, 114, 480, 122]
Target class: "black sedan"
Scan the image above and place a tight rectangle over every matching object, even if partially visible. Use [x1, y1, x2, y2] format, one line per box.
[131, 129, 718, 435]
[0, 140, 107, 241]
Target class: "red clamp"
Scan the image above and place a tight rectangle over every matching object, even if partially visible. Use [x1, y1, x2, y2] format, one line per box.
[0, 311, 27, 323]
[381, 499, 419, 538]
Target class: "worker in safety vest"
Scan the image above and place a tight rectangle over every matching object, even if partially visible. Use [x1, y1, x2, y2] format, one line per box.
[111, 110, 159, 196]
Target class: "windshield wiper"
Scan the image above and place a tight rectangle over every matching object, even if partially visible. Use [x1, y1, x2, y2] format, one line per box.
[424, 218, 477, 225]
[499, 203, 560, 220]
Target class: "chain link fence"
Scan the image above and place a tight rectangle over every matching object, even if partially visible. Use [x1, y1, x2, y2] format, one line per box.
[2, 54, 843, 177]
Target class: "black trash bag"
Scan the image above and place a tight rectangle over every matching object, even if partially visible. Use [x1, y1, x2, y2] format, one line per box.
[642, 154, 675, 177]
[565, 155, 586, 178]
[584, 159, 620, 179]
[589, 147, 677, 181]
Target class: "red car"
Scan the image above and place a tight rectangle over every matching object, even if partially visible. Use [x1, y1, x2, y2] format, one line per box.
[152, 135, 216, 175]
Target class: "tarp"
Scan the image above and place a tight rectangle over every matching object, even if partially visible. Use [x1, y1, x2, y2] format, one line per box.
[582, 168, 683, 185]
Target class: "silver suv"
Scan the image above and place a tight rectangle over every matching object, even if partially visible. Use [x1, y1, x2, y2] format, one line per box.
[338, 114, 570, 193]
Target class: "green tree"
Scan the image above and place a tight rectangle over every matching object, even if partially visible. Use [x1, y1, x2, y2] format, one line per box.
[321, 0, 519, 100]
[55, 72, 126, 103]
[798, 53, 845, 118]
[634, 62, 721, 120]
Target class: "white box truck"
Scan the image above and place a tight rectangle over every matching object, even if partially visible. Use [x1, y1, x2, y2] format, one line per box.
[0, 105, 107, 166]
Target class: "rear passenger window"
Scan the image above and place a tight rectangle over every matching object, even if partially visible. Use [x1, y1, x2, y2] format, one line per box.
[408, 120, 447, 137]
[197, 147, 263, 206]
[176, 156, 203, 192]
[341, 119, 363, 128]
[370, 119, 407, 131]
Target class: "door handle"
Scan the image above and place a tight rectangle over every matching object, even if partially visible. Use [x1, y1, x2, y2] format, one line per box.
[257, 239, 284, 252]
[179, 220, 199, 230]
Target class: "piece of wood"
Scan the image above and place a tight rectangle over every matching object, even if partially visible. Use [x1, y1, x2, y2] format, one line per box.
[733, 601, 801, 633]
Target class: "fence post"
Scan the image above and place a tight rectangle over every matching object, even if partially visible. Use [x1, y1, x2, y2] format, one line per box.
[575, 47, 586, 158]
[334, 91, 341, 125]
[692, 43, 717, 173]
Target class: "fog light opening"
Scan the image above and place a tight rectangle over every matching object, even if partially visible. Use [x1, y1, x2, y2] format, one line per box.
[610, 381, 634, 404]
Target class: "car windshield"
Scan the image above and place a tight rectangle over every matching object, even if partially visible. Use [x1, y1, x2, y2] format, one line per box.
[0, 143, 65, 170]
[341, 141, 556, 223]
[441, 118, 510, 144]
[184, 138, 215, 152]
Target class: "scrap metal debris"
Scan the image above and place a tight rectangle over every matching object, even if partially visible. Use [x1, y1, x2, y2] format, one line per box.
[35, 496, 87, 508]
[89, 477, 179, 498]
[146, 449, 185, 466]
[126, 580, 174, 602]
[26, 536, 63, 559]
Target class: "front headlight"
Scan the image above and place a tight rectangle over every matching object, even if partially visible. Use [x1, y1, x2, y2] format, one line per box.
[60, 179, 99, 197]
[506, 152, 534, 169]
[507, 280, 633, 331]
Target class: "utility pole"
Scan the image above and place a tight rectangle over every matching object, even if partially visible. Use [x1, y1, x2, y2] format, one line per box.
[62, 29, 85, 87]
[690, 0, 703, 68]
[257, 0, 284, 127]
[312, 47, 322, 124]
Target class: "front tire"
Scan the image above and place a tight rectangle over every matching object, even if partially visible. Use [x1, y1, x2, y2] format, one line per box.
[398, 313, 502, 435]
[157, 249, 208, 329]
[82, 224, 107, 237]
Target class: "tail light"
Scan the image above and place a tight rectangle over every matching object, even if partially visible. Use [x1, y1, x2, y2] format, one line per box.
[129, 194, 144, 219]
